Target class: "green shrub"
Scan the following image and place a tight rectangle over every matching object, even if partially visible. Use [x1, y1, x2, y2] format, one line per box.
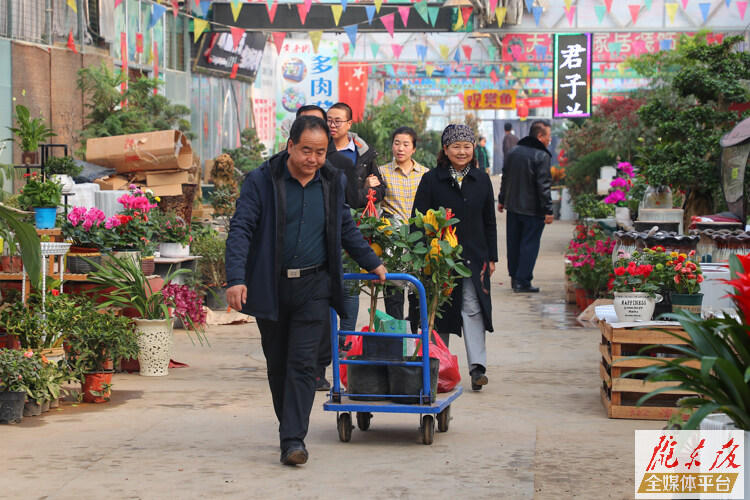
[573, 193, 614, 219]
[566, 150, 616, 199]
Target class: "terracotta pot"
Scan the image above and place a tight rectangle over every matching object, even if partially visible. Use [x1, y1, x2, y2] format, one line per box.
[81, 371, 113, 403]
[2, 256, 23, 273]
[21, 151, 38, 165]
[141, 256, 155, 275]
[574, 287, 586, 311]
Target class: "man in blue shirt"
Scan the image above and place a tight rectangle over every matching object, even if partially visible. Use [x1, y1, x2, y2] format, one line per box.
[225, 116, 386, 465]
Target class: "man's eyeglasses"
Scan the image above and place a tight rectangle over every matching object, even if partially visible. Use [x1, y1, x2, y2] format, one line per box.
[327, 119, 349, 127]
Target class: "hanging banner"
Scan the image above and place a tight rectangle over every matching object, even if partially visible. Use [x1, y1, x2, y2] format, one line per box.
[275, 39, 339, 151]
[193, 31, 266, 83]
[553, 33, 592, 118]
[252, 40, 278, 152]
[463, 89, 516, 110]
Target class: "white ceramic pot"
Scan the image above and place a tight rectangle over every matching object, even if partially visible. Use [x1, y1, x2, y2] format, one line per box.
[613, 292, 661, 322]
[51, 174, 74, 193]
[159, 242, 190, 258]
[134, 318, 174, 377]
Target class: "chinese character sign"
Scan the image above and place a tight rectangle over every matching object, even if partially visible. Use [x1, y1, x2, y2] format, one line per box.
[274, 39, 339, 152]
[553, 33, 592, 118]
[635, 430, 745, 499]
[463, 90, 517, 110]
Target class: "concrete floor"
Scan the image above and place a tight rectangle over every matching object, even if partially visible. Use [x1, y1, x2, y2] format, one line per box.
[1, 179, 663, 499]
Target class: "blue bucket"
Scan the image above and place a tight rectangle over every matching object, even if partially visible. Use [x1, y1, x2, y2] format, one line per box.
[34, 207, 57, 229]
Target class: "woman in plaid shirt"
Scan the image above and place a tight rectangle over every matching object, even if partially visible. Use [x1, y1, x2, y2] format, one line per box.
[379, 126, 426, 323]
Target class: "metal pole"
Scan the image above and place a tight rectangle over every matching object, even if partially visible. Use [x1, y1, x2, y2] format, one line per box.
[77, 0, 84, 54]
[45, 0, 52, 46]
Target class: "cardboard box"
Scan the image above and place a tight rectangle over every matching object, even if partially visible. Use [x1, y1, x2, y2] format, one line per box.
[146, 170, 190, 187]
[94, 175, 130, 191]
[86, 130, 193, 174]
[148, 184, 184, 197]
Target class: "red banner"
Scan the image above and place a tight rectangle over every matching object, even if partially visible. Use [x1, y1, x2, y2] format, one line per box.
[339, 63, 369, 122]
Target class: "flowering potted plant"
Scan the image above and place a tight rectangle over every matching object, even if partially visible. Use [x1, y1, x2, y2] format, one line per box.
[155, 211, 192, 258]
[17, 172, 62, 229]
[666, 250, 704, 314]
[611, 251, 662, 322]
[111, 186, 158, 268]
[565, 225, 616, 307]
[61, 207, 122, 273]
[86, 254, 207, 377]
[0, 349, 42, 423]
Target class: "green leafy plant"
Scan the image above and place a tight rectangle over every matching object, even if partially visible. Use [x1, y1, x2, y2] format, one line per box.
[191, 229, 226, 286]
[210, 185, 239, 232]
[0, 203, 41, 289]
[155, 211, 192, 246]
[44, 156, 83, 177]
[17, 172, 62, 209]
[572, 193, 614, 219]
[223, 128, 267, 173]
[0, 290, 82, 349]
[6, 104, 56, 152]
[566, 150, 617, 199]
[0, 349, 43, 396]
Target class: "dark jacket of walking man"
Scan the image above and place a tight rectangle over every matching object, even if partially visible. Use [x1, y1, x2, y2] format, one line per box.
[225, 116, 386, 466]
[497, 120, 553, 293]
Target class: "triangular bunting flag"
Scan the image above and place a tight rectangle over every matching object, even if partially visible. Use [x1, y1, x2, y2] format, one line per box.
[341, 0, 348, 12]
[416, 44, 427, 61]
[331, 5, 343, 26]
[392, 44, 403, 59]
[666, 2, 679, 22]
[532, 6, 543, 25]
[726, 0, 732, 7]
[681, 0, 689, 8]
[230, 1, 242, 22]
[564, 0, 572, 8]
[193, 18, 209, 43]
[594, 4, 606, 24]
[310, 31, 323, 53]
[564, 5, 575, 25]
[487, 45, 497, 61]
[604, 0, 613, 12]
[455, 8, 464, 29]
[444, 65, 454, 77]
[659, 39, 673, 51]
[489, 0, 498, 14]
[541, 65, 550, 78]
[381, 12, 396, 36]
[67, 30, 78, 53]
[484, 65, 493, 76]
[149, 4, 167, 29]
[342, 43, 349, 56]
[495, 6, 506, 27]
[374, 0, 382, 13]
[385, 64, 395, 76]
[371, 43, 380, 58]
[266, 2, 278, 23]
[535, 44, 548, 60]
[425, 64, 435, 76]
[739, 1, 748, 19]
[414, 0, 429, 23]
[272, 32, 286, 54]
[67, 0, 77, 13]
[453, 49, 461, 63]
[463, 64, 472, 77]
[520, 64, 529, 77]
[439, 44, 450, 60]
[230, 63, 239, 79]
[490, 69, 499, 84]
[698, 2, 710, 21]
[461, 6, 473, 24]
[344, 25, 358, 49]
[427, 6, 440, 26]
[524, 0, 533, 13]
[645, 0, 653, 9]
[297, 3, 310, 24]
[200, 0, 210, 18]
[398, 6, 411, 27]
[115, 0, 122, 7]
[510, 45, 522, 60]
[608, 42, 622, 58]
[230, 27, 244, 49]
[172, 0, 178, 17]
[628, 4, 640, 24]
[462, 45, 472, 60]
[365, 5, 376, 24]
[438, 99, 445, 110]
[374, 91, 385, 105]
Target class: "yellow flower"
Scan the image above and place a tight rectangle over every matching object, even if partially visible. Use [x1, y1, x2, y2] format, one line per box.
[377, 217, 393, 236]
[670, 251, 678, 257]
[445, 226, 458, 248]
[155, 197, 161, 202]
[428, 237, 441, 262]
[423, 210, 438, 235]
[370, 242, 383, 256]
[424, 263, 431, 275]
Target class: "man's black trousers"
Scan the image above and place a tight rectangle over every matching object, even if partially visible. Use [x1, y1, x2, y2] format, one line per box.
[256, 268, 330, 451]
[506, 212, 545, 288]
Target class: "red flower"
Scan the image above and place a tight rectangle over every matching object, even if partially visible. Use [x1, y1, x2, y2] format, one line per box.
[614, 266, 626, 276]
[50, 290, 59, 296]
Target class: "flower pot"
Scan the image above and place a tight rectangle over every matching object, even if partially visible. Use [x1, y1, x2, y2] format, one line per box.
[159, 242, 190, 258]
[574, 287, 587, 311]
[362, 335, 403, 361]
[111, 248, 141, 266]
[613, 292, 660, 322]
[21, 151, 38, 165]
[387, 356, 439, 404]
[205, 285, 227, 311]
[51, 174, 74, 193]
[49, 397, 59, 409]
[140, 255, 155, 275]
[81, 371, 113, 403]
[670, 293, 704, 315]
[699, 414, 750, 495]
[652, 289, 672, 319]
[34, 207, 57, 229]
[0, 391, 26, 424]
[346, 355, 390, 401]
[41, 399, 50, 413]
[66, 252, 101, 274]
[134, 318, 174, 377]
[23, 399, 42, 417]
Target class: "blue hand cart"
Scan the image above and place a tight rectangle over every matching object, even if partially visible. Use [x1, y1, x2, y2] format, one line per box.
[323, 273, 463, 445]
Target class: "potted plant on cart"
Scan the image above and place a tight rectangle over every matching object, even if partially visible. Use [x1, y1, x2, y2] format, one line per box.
[7, 104, 56, 165]
[44, 155, 82, 193]
[86, 254, 207, 377]
[17, 172, 62, 229]
[0, 349, 42, 423]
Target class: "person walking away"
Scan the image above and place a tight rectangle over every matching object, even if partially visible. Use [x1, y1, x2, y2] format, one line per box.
[296, 105, 358, 391]
[412, 124, 498, 391]
[379, 126, 427, 323]
[497, 120, 554, 293]
[327, 102, 384, 348]
[476, 137, 490, 174]
[225, 116, 386, 466]
[502, 122, 519, 157]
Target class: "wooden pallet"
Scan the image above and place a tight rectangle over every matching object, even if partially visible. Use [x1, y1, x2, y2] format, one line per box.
[599, 320, 695, 420]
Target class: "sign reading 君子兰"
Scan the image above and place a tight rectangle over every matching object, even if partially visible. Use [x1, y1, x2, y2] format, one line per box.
[553, 33, 592, 118]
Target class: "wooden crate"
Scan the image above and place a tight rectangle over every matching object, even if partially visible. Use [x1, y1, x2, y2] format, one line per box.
[599, 320, 697, 420]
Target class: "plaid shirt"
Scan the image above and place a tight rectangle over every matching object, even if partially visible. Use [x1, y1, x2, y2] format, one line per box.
[378, 159, 427, 223]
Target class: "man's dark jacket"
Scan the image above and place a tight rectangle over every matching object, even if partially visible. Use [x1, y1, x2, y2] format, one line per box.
[346, 132, 384, 209]
[327, 141, 362, 209]
[225, 151, 382, 321]
[498, 136, 553, 217]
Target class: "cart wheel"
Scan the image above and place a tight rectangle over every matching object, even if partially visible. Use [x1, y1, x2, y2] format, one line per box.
[437, 406, 451, 432]
[338, 412, 353, 442]
[420, 415, 435, 445]
[356, 412, 372, 431]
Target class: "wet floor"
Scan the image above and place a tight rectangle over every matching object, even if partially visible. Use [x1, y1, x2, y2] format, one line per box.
[540, 300, 585, 330]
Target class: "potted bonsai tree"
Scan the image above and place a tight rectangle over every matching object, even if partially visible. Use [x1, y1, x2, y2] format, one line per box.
[17, 172, 62, 229]
[6, 104, 56, 165]
[43, 156, 82, 193]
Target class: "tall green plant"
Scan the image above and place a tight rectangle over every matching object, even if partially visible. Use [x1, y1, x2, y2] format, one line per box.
[0, 204, 41, 289]
[223, 128, 267, 173]
[7, 104, 56, 152]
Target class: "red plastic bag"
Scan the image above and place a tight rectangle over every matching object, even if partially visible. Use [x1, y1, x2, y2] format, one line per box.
[420, 330, 461, 393]
[339, 327, 366, 388]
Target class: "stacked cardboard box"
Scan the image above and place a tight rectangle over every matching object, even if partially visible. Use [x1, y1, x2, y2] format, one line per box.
[87, 130, 193, 197]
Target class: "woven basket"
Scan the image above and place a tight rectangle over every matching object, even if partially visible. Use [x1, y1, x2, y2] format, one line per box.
[157, 183, 198, 222]
[67, 253, 102, 274]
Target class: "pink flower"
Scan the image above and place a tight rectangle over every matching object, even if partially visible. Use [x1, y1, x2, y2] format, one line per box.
[105, 216, 121, 229]
[81, 219, 93, 231]
[617, 162, 635, 178]
[610, 177, 629, 189]
[67, 206, 87, 226]
[24, 350, 33, 358]
[604, 190, 626, 205]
